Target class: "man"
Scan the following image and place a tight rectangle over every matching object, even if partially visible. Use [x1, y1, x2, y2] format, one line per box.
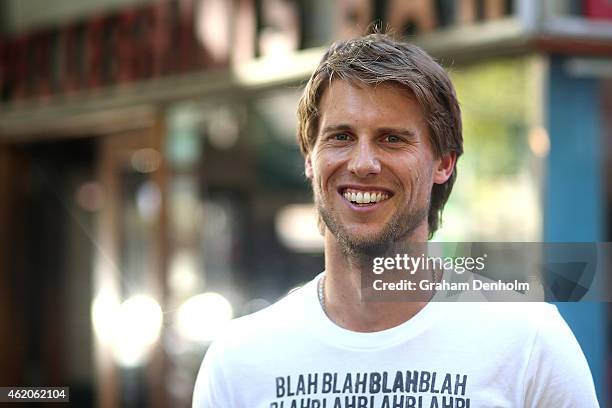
[193, 34, 599, 407]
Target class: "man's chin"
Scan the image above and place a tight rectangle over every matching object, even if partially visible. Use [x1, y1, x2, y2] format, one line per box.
[334, 216, 428, 257]
[317, 202, 428, 257]
[337, 230, 394, 258]
[343, 225, 387, 241]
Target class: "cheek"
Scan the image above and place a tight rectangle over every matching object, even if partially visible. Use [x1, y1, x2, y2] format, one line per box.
[313, 151, 342, 188]
[401, 160, 435, 197]
[416, 166, 436, 199]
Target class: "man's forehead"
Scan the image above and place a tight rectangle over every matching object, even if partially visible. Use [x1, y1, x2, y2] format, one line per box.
[317, 80, 424, 125]
[319, 79, 415, 103]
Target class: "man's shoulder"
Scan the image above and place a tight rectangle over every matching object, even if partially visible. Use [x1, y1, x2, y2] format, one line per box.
[454, 300, 559, 321]
[441, 301, 565, 341]
[211, 279, 315, 354]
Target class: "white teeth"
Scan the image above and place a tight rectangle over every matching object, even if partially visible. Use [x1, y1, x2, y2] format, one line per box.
[343, 190, 390, 204]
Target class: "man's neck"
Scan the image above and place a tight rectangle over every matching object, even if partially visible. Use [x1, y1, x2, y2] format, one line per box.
[322, 224, 431, 332]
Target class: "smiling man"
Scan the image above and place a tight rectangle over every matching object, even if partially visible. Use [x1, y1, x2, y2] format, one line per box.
[193, 34, 599, 407]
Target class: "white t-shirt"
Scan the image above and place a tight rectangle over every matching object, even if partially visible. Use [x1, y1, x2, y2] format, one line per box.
[193, 273, 599, 408]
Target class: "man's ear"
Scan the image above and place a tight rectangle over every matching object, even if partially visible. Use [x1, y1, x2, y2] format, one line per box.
[305, 155, 314, 180]
[433, 151, 457, 184]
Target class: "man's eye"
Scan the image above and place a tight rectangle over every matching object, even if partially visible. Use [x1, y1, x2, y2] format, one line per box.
[333, 134, 350, 141]
[385, 135, 401, 143]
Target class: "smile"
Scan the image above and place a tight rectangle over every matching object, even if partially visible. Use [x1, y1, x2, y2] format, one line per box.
[341, 188, 391, 206]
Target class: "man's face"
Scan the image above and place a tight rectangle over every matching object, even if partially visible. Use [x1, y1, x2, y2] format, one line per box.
[305, 80, 454, 254]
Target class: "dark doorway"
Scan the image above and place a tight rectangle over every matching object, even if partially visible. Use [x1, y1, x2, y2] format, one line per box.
[0, 137, 96, 407]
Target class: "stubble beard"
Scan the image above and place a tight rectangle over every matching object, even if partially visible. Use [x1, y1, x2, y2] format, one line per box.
[314, 185, 430, 260]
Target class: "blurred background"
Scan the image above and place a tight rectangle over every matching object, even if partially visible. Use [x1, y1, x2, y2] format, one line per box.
[0, 0, 611, 406]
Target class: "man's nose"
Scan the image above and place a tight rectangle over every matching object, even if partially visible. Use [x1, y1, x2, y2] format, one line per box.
[347, 139, 381, 177]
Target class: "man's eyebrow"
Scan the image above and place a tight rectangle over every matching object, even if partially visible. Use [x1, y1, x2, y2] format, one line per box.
[320, 125, 417, 137]
[320, 124, 352, 134]
[378, 127, 417, 137]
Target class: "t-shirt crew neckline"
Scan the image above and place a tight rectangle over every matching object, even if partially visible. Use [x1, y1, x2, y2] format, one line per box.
[304, 272, 443, 351]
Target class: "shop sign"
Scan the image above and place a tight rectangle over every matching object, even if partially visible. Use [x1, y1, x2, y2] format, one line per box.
[1, 0, 514, 105]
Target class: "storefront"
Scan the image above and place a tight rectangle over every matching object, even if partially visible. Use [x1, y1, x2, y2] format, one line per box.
[1, 0, 611, 406]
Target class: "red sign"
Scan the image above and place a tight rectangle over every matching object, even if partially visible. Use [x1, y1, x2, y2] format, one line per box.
[584, 0, 612, 20]
[0, 0, 518, 105]
[0, 0, 220, 103]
